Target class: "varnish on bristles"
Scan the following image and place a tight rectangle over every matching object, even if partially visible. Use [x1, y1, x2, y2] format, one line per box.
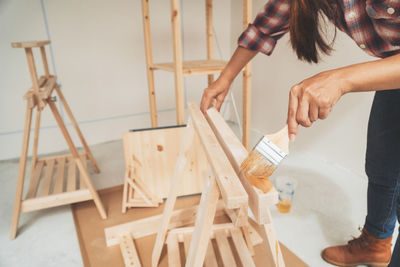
[240, 149, 278, 177]
[240, 126, 289, 179]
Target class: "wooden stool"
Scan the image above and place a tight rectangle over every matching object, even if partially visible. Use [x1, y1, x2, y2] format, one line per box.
[10, 40, 107, 240]
[141, 0, 253, 150]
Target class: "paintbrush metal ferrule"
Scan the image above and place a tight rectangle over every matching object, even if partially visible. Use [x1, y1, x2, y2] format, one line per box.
[254, 136, 287, 166]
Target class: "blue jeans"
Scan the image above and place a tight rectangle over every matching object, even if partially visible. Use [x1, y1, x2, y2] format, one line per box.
[364, 89, 400, 266]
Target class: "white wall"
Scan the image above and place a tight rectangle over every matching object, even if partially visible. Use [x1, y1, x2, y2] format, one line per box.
[0, 0, 231, 160]
[230, 1, 376, 176]
[1, 0, 378, 177]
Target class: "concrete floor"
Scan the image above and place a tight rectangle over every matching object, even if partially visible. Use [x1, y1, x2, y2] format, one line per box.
[1, 137, 397, 266]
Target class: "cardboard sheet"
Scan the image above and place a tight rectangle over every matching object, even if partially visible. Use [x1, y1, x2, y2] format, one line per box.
[72, 185, 308, 267]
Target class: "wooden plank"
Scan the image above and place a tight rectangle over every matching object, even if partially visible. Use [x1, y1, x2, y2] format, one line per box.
[204, 240, 218, 267]
[187, 102, 247, 209]
[167, 222, 263, 248]
[53, 157, 65, 194]
[150, 59, 227, 75]
[152, 121, 195, 267]
[206, 107, 285, 266]
[263, 218, 286, 267]
[183, 233, 191, 258]
[215, 229, 237, 267]
[40, 46, 50, 78]
[25, 161, 44, 199]
[24, 47, 40, 92]
[141, 0, 158, 127]
[206, 0, 214, 85]
[206, 107, 278, 224]
[79, 154, 88, 189]
[10, 103, 33, 239]
[122, 170, 130, 213]
[39, 159, 55, 197]
[185, 177, 220, 267]
[118, 233, 141, 267]
[29, 110, 41, 182]
[106, 202, 224, 247]
[37, 152, 85, 163]
[241, 226, 255, 256]
[21, 189, 91, 212]
[224, 203, 248, 227]
[168, 223, 234, 237]
[126, 200, 159, 208]
[170, 0, 185, 124]
[249, 217, 286, 267]
[11, 40, 50, 48]
[66, 157, 77, 192]
[166, 233, 181, 267]
[242, 0, 252, 151]
[230, 228, 255, 267]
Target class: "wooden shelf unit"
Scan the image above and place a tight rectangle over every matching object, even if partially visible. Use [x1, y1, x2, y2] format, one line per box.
[150, 59, 227, 76]
[141, 0, 253, 150]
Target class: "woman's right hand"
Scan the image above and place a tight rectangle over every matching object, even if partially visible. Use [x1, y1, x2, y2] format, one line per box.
[200, 77, 231, 114]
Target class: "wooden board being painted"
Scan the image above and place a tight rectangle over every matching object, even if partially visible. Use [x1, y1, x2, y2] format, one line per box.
[122, 126, 208, 209]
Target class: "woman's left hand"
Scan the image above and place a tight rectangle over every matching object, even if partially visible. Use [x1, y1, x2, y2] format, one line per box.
[287, 69, 351, 141]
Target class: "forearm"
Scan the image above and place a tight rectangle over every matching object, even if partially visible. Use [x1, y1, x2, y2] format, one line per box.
[341, 53, 400, 94]
[219, 46, 258, 84]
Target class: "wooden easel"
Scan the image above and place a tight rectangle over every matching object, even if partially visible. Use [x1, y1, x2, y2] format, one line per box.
[149, 103, 285, 267]
[141, 0, 253, 150]
[10, 40, 107, 240]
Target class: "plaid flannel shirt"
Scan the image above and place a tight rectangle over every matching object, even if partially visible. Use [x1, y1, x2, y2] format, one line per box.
[238, 0, 400, 58]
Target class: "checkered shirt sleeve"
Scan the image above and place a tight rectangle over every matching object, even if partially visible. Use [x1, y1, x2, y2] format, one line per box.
[238, 0, 290, 55]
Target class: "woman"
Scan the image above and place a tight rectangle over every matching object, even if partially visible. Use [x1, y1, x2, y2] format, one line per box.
[200, 0, 400, 266]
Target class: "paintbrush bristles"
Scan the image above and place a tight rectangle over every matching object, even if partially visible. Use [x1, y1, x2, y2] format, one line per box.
[240, 125, 289, 179]
[240, 149, 277, 177]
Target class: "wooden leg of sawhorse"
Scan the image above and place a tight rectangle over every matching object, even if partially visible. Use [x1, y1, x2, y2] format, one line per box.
[262, 209, 285, 267]
[54, 86, 100, 173]
[10, 103, 33, 240]
[152, 119, 195, 267]
[185, 177, 220, 267]
[48, 100, 107, 219]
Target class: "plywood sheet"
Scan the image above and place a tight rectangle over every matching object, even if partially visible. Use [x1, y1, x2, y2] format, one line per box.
[123, 126, 207, 200]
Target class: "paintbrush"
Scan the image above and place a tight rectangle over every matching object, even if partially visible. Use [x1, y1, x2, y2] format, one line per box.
[240, 125, 289, 193]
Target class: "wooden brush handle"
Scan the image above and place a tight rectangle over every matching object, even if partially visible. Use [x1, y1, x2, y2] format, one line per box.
[265, 125, 289, 155]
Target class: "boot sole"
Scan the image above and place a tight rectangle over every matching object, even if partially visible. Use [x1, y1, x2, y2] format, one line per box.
[321, 252, 390, 267]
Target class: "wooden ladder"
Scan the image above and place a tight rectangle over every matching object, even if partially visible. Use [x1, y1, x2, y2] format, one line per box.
[9, 40, 107, 240]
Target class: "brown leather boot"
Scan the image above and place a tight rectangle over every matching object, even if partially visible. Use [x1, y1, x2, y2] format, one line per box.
[321, 228, 392, 267]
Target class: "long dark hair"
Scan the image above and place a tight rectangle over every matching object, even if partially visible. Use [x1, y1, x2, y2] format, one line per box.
[289, 0, 337, 63]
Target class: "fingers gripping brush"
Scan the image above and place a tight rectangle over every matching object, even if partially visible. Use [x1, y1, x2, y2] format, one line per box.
[240, 125, 289, 193]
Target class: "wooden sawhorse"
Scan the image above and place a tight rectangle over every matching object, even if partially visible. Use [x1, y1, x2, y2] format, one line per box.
[104, 102, 285, 266]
